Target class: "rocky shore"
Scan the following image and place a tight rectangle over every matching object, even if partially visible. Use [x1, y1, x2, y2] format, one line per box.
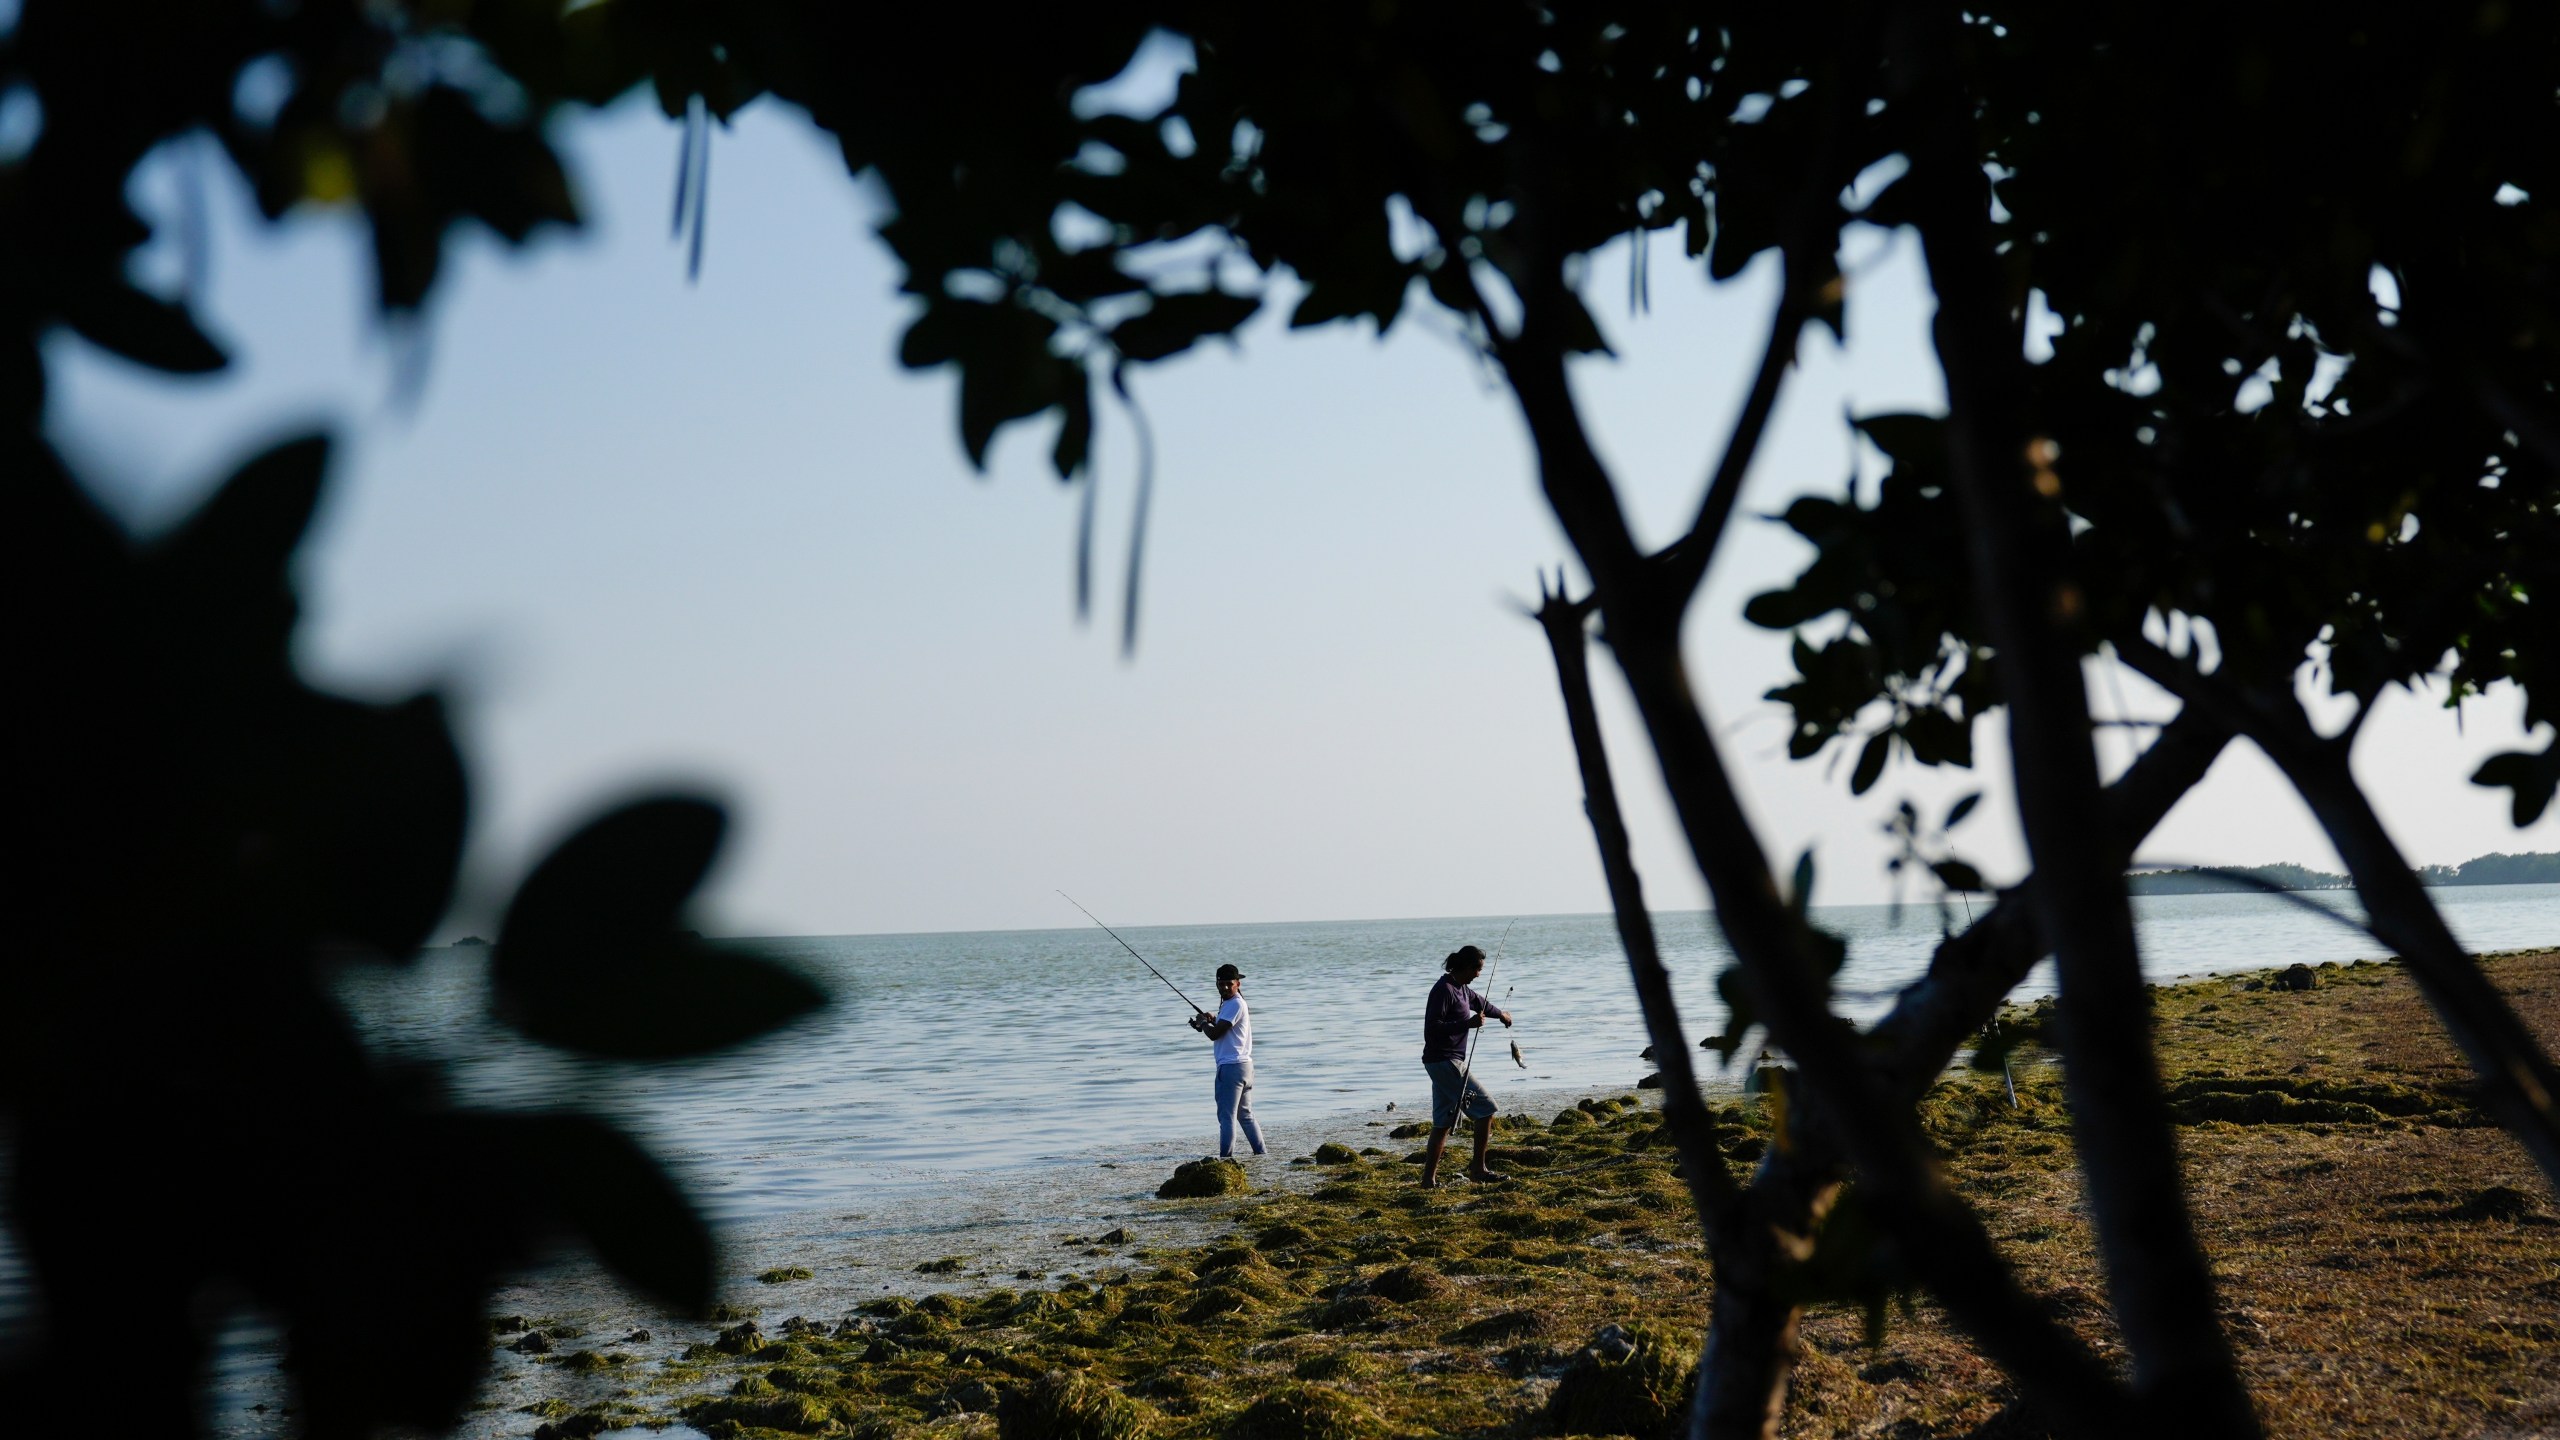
[484, 949, 2560, 1440]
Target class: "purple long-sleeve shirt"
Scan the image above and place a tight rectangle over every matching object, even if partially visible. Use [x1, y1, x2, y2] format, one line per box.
[1422, 974, 1492, 1062]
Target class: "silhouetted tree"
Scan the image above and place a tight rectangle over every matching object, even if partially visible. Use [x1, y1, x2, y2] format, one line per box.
[8, 4, 2557, 1438]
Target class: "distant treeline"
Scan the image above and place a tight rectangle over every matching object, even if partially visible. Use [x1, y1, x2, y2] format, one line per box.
[2128, 852, 2558, 894]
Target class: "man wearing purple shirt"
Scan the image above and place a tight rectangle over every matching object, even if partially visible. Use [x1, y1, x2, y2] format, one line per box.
[1419, 944, 1512, 1186]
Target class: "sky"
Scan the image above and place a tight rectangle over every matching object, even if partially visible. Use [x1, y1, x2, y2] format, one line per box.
[46, 91, 2556, 939]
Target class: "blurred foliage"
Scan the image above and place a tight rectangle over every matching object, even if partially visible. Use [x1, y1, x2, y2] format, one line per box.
[7, 0, 2559, 1434]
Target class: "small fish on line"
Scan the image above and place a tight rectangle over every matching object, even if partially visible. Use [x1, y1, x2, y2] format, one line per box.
[1510, 1040, 1527, 1069]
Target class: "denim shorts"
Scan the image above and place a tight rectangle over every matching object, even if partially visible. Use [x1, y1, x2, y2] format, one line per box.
[1423, 1058, 1496, 1129]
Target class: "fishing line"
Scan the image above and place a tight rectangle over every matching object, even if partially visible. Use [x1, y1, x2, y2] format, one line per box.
[1058, 891, 1207, 1015]
[1452, 917, 1516, 1134]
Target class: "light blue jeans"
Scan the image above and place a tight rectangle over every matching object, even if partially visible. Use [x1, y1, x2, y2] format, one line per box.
[1215, 1061, 1266, 1157]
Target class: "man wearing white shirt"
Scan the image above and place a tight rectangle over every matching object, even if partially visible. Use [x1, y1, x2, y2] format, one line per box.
[1187, 963, 1267, 1158]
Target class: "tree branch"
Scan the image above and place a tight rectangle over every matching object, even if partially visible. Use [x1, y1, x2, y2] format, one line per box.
[1532, 577, 1741, 1232]
[1658, 262, 1811, 600]
[1900, 28, 2256, 1431]
[1694, 709, 2233, 1436]
[1493, 274, 2137, 1434]
[2116, 634, 2560, 1188]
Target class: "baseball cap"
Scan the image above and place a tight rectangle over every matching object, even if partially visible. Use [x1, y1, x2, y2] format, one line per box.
[1216, 963, 1245, 982]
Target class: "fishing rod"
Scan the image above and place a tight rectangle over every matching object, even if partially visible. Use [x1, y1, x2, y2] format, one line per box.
[1058, 891, 1207, 1015]
[1452, 917, 1517, 1126]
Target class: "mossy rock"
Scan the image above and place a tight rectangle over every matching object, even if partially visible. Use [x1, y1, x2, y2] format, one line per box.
[998, 1370, 1151, 1440]
[686, 1391, 842, 1434]
[918, 1255, 970, 1273]
[1312, 1143, 1361, 1165]
[1255, 1222, 1321, 1252]
[1158, 1158, 1251, 1199]
[1289, 1350, 1378, 1381]
[1386, 1122, 1434, 1140]
[1358, 1264, 1452, 1304]
[1181, 1284, 1265, 1323]
[712, 1320, 765, 1355]
[1224, 1384, 1388, 1440]
[1313, 1293, 1401, 1331]
[1548, 1323, 1696, 1437]
[1447, 1308, 1556, 1344]
[1010, 1293, 1072, 1324]
[759, 1266, 815, 1284]
[1550, 1109, 1593, 1127]
[2455, 1185, 2542, 1221]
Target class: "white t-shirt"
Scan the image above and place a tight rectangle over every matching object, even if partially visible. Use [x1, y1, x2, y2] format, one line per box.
[1213, 996, 1252, 1064]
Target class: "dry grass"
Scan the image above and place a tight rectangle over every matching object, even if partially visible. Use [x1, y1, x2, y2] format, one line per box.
[524, 950, 2560, 1440]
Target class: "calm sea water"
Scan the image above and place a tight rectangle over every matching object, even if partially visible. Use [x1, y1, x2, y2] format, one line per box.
[333, 884, 2560, 1223]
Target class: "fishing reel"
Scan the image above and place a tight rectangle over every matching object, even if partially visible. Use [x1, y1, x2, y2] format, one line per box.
[1187, 1012, 1212, 1033]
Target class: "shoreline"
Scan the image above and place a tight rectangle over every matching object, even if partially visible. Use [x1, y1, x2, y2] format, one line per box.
[383, 946, 2560, 1440]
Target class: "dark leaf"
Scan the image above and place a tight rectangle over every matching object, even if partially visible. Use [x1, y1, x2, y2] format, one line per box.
[494, 796, 826, 1058]
[2471, 744, 2559, 828]
[293, 693, 469, 956]
[1931, 859, 1988, 893]
[1546, 288, 1615, 356]
[1052, 370, 1093, 479]
[1849, 731, 1890, 794]
[509, 1113, 715, 1314]
[1109, 289, 1262, 362]
[146, 434, 333, 666]
[58, 280, 229, 374]
[1790, 848, 1817, 914]
[1944, 791, 1983, 829]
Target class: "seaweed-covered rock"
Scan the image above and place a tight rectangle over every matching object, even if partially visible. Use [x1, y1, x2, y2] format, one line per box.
[998, 1369, 1151, 1440]
[2456, 1185, 2540, 1221]
[1314, 1293, 1401, 1331]
[935, 1379, 1004, 1418]
[686, 1392, 840, 1434]
[1256, 1222, 1320, 1251]
[1358, 1264, 1451, 1304]
[1548, 1323, 1695, 1436]
[1290, 1350, 1377, 1381]
[1158, 1158, 1251, 1199]
[1181, 1284, 1263, 1322]
[2272, 963, 2318, 991]
[1387, 1122, 1434, 1140]
[1224, 1384, 1387, 1440]
[1447, 1308, 1555, 1344]
[759, 1266, 815, 1284]
[1313, 1142, 1361, 1165]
